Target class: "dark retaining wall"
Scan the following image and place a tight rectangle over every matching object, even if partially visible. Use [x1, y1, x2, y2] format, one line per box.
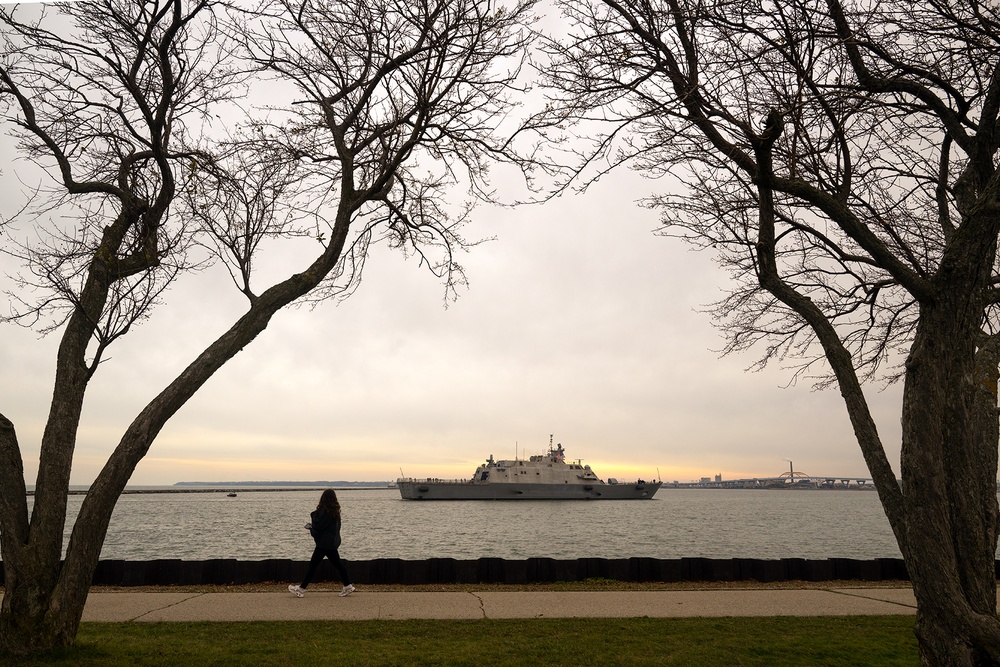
[1, 557, 917, 586]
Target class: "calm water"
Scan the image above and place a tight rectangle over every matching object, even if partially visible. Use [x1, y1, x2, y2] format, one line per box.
[42, 488, 903, 561]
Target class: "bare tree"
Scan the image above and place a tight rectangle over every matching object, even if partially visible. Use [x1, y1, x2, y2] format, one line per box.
[0, 0, 536, 655]
[536, 0, 1000, 663]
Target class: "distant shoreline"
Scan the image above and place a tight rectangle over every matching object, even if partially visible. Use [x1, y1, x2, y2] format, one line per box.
[27, 483, 396, 496]
[174, 481, 393, 488]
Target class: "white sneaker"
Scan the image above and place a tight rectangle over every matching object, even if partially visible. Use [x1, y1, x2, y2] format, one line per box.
[288, 584, 305, 598]
[339, 584, 355, 597]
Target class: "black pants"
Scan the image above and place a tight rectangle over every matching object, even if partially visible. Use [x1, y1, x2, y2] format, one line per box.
[300, 546, 352, 588]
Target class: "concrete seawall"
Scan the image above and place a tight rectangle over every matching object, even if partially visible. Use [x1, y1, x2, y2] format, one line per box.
[1, 557, 921, 586]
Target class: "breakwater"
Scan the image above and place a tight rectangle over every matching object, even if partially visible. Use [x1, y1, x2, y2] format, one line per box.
[0, 557, 917, 586]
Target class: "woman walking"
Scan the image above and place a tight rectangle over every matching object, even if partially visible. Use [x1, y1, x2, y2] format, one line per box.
[288, 488, 355, 597]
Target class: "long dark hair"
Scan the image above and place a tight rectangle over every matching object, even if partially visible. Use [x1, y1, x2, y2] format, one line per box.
[317, 488, 341, 520]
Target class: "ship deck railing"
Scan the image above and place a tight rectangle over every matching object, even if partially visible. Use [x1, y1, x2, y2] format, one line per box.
[397, 478, 476, 484]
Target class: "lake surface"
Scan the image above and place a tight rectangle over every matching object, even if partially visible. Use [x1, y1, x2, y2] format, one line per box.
[41, 487, 904, 561]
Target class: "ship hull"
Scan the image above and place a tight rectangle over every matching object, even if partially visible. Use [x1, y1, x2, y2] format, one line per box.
[398, 480, 661, 500]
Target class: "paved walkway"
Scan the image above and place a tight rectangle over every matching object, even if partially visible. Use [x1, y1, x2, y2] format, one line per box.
[81, 587, 920, 622]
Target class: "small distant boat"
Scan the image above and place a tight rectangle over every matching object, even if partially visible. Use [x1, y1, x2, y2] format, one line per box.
[397, 436, 661, 500]
[226, 492, 237, 497]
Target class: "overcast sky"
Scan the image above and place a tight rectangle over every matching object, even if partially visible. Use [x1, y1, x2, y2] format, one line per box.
[0, 3, 905, 487]
[1, 163, 904, 487]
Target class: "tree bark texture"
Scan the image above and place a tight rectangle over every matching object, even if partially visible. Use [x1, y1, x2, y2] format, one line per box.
[900, 309, 1000, 665]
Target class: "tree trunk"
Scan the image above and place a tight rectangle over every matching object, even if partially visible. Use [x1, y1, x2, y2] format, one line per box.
[0, 560, 88, 657]
[0, 414, 100, 658]
[900, 302, 1000, 666]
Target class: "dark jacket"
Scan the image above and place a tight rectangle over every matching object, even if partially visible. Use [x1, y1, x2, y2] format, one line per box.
[309, 509, 342, 550]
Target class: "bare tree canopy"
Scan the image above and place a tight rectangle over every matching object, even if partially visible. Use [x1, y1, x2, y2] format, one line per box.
[0, 0, 537, 655]
[535, 0, 1000, 663]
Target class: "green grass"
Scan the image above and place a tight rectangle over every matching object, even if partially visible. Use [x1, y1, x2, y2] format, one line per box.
[2, 616, 919, 667]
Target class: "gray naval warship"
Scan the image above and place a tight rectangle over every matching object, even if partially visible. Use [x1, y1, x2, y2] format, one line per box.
[397, 438, 661, 500]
